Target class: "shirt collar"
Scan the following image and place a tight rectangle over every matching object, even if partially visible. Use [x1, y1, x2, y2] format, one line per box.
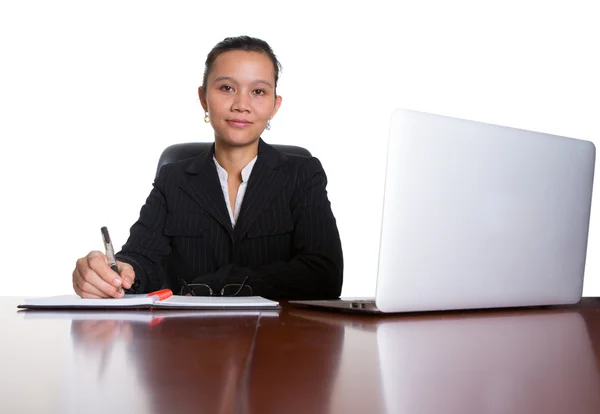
[213, 155, 258, 183]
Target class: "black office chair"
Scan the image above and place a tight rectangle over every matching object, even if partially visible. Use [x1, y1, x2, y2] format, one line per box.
[156, 142, 312, 178]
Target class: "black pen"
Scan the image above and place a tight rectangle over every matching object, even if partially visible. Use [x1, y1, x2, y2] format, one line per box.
[101, 226, 120, 275]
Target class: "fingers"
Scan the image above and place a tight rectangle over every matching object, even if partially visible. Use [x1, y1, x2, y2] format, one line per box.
[73, 267, 108, 298]
[73, 251, 124, 298]
[87, 251, 125, 295]
[117, 261, 136, 290]
[72, 251, 136, 299]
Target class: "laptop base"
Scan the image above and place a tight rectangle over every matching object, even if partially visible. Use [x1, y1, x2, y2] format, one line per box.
[289, 298, 382, 314]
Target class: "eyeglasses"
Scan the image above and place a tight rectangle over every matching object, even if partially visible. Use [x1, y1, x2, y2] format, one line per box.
[179, 276, 252, 297]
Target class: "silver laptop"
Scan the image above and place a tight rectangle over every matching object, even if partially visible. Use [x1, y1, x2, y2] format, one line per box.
[291, 108, 596, 313]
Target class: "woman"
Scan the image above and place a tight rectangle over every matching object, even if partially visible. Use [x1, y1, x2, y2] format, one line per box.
[72, 36, 343, 300]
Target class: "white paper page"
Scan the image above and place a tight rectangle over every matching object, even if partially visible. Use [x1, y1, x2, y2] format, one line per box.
[153, 295, 279, 308]
[19, 294, 154, 308]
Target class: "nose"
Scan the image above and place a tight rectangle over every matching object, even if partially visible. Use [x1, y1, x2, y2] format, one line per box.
[231, 90, 250, 113]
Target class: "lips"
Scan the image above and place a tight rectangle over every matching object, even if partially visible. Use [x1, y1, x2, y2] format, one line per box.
[227, 119, 253, 128]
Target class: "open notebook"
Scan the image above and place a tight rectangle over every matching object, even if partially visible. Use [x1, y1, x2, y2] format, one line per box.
[19, 309, 281, 322]
[17, 290, 280, 310]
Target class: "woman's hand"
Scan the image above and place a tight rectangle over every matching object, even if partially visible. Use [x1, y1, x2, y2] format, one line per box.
[73, 251, 136, 298]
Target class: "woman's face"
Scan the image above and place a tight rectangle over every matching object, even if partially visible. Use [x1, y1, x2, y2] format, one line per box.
[199, 50, 282, 148]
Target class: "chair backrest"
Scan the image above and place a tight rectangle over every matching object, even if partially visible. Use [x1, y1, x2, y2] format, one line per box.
[156, 142, 312, 178]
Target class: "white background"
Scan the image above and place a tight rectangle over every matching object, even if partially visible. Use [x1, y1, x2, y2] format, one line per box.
[0, 0, 597, 297]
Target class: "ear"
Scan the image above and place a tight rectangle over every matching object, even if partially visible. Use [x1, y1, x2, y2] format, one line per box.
[270, 95, 283, 119]
[198, 87, 208, 112]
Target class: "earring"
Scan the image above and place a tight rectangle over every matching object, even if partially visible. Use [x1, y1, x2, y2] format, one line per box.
[266, 120, 271, 130]
[204, 112, 209, 123]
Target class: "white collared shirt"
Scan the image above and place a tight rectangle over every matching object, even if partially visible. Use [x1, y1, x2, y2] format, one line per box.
[213, 155, 258, 227]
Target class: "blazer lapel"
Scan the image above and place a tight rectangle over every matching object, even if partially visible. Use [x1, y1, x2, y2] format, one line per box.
[234, 139, 289, 240]
[182, 145, 233, 236]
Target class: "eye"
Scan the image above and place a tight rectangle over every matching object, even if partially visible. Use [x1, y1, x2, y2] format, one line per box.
[253, 89, 266, 96]
[219, 85, 233, 92]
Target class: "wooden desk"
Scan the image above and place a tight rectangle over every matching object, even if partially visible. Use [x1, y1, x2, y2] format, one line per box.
[2, 297, 599, 414]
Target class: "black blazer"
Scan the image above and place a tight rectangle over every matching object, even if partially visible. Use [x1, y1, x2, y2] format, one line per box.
[116, 139, 343, 300]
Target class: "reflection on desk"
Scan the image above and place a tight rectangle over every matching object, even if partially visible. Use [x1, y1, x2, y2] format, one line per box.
[66, 310, 278, 414]
[283, 307, 600, 414]
[2, 297, 599, 414]
[377, 311, 600, 414]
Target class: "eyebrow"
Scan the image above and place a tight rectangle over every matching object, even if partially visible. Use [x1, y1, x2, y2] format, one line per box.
[214, 76, 274, 89]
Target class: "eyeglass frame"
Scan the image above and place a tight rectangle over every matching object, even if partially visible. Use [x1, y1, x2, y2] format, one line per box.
[179, 276, 251, 297]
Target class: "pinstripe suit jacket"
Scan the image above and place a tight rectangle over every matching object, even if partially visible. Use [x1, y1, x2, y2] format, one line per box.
[116, 139, 344, 300]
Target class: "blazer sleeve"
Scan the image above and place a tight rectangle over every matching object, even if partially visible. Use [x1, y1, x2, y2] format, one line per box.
[190, 157, 344, 300]
[115, 168, 172, 293]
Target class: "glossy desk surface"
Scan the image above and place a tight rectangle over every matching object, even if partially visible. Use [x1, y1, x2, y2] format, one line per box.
[2, 296, 600, 414]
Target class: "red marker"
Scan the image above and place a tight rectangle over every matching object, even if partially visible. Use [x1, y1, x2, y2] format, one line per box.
[147, 289, 173, 301]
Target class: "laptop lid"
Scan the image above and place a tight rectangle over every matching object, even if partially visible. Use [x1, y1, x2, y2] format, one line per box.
[375, 109, 595, 313]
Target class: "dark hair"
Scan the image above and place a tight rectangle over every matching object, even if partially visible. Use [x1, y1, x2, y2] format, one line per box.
[201, 35, 282, 92]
